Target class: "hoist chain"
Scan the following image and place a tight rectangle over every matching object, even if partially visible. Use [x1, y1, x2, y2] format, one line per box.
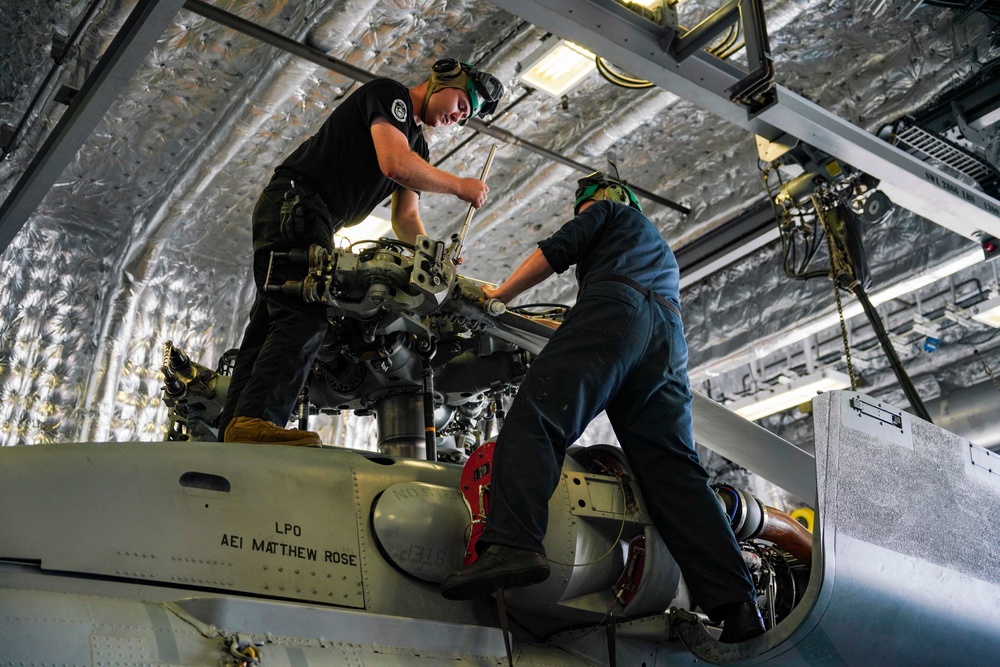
[834, 279, 858, 392]
[975, 348, 1000, 393]
[822, 200, 858, 393]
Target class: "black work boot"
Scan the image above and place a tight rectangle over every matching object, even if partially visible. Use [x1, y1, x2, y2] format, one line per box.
[440, 544, 549, 600]
[717, 600, 766, 643]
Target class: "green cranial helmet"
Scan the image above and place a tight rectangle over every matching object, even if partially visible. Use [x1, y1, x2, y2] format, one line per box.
[423, 58, 505, 125]
[574, 171, 643, 214]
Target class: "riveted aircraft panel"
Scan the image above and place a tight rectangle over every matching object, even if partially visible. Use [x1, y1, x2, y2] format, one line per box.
[0, 442, 365, 608]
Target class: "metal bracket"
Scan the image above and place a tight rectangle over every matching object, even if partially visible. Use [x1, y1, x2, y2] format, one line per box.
[409, 235, 452, 303]
[964, 441, 1000, 488]
[668, 0, 775, 115]
[669, 0, 740, 62]
[953, 101, 991, 149]
[565, 471, 630, 520]
[842, 392, 913, 450]
[727, 0, 776, 115]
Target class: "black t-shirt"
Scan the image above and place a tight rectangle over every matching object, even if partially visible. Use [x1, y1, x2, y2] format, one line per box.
[277, 78, 429, 227]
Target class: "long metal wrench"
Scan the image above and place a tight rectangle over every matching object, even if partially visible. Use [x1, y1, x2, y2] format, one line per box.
[452, 143, 498, 262]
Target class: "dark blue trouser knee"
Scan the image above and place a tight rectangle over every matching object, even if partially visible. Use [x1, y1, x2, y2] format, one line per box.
[480, 281, 755, 615]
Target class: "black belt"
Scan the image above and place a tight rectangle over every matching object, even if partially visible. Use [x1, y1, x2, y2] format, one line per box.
[586, 272, 681, 319]
[272, 168, 323, 198]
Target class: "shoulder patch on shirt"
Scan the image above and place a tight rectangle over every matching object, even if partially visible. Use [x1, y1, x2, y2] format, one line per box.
[392, 99, 408, 122]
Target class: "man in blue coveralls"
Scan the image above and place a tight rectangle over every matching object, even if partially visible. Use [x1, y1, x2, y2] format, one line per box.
[440, 171, 766, 643]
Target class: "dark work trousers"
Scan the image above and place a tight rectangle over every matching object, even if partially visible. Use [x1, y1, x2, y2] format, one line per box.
[479, 280, 756, 617]
[217, 185, 330, 436]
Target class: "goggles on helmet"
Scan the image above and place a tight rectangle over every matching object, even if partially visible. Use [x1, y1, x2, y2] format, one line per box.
[574, 171, 643, 214]
[428, 58, 505, 124]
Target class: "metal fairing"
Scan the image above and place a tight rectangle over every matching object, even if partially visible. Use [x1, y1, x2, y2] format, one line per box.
[3, 391, 1000, 664]
[0, 438, 667, 664]
[0, 442, 510, 663]
[371, 481, 469, 583]
[663, 390, 1000, 666]
[501, 453, 681, 628]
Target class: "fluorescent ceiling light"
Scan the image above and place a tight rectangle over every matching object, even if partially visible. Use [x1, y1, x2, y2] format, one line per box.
[869, 251, 984, 308]
[519, 41, 596, 98]
[729, 369, 852, 421]
[691, 249, 986, 384]
[619, 0, 677, 28]
[335, 215, 391, 244]
[774, 249, 984, 354]
[972, 295, 1000, 328]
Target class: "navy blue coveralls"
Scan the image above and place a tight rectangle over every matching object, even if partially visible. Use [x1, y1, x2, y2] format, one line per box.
[478, 200, 756, 617]
[218, 78, 429, 435]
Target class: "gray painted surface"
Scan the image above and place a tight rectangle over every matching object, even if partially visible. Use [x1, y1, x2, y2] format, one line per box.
[3, 393, 1000, 664]
[675, 390, 1000, 665]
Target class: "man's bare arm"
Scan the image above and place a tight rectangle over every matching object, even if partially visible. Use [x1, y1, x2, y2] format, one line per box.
[371, 119, 488, 207]
[482, 248, 555, 303]
[390, 188, 425, 244]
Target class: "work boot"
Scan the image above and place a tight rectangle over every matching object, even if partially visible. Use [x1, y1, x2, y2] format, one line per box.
[224, 416, 321, 446]
[717, 600, 766, 643]
[440, 544, 549, 600]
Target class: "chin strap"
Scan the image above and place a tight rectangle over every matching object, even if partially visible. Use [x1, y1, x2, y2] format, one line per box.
[421, 70, 475, 125]
[420, 85, 433, 124]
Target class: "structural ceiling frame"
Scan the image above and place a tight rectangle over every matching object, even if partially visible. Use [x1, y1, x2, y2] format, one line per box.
[490, 0, 1000, 242]
[2, 0, 998, 258]
[0, 0, 187, 254]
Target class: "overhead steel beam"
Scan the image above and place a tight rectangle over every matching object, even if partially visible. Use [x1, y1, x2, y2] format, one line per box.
[0, 0, 187, 256]
[676, 198, 778, 288]
[182, 0, 377, 84]
[490, 0, 1000, 242]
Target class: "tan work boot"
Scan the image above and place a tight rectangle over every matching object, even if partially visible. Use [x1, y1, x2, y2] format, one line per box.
[224, 416, 322, 446]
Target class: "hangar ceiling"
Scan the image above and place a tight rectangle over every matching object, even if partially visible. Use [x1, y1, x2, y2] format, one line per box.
[1, 0, 999, 450]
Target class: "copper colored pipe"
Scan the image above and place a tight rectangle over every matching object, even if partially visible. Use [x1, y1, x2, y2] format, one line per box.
[757, 506, 813, 566]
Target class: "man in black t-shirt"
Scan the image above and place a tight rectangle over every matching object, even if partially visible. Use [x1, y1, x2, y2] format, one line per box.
[220, 59, 504, 445]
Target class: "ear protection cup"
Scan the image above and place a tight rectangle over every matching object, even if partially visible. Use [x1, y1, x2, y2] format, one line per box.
[424, 59, 505, 123]
[431, 58, 464, 81]
[599, 184, 630, 206]
[574, 171, 642, 213]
